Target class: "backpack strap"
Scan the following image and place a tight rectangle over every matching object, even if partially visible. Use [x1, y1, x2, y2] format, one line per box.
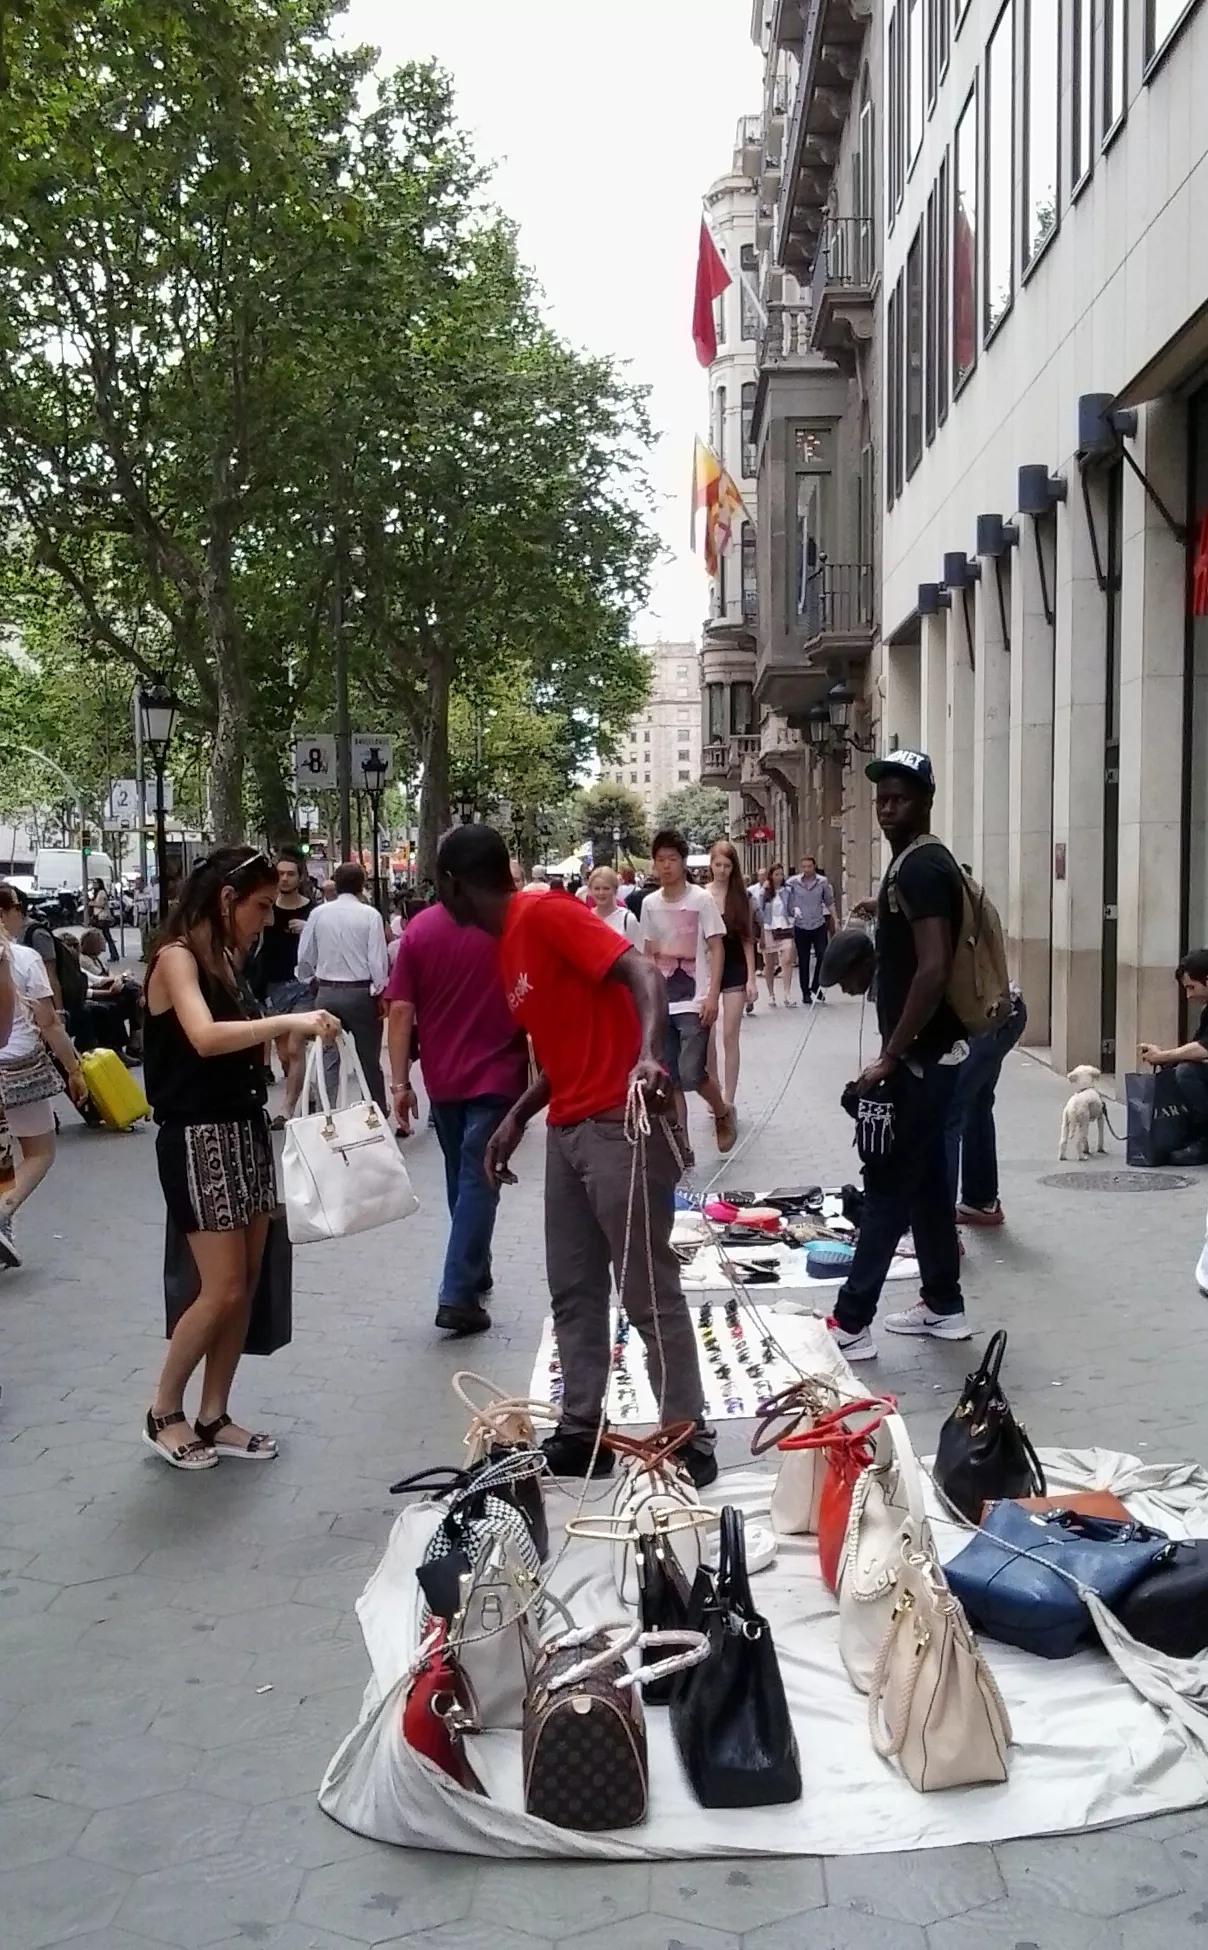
[883, 835, 946, 920]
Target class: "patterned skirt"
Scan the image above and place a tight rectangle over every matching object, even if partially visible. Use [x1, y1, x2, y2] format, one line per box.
[156, 1114, 277, 1234]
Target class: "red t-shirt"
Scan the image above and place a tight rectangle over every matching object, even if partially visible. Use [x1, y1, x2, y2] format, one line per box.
[499, 889, 640, 1125]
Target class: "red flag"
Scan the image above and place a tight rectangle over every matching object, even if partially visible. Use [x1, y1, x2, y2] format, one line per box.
[692, 220, 732, 367]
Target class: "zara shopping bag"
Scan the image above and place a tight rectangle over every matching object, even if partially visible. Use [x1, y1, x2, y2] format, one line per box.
[1125, 1068, 1192, 1167]
[282, 1035, 418, 1244]
[164, 1210, 293, 1356]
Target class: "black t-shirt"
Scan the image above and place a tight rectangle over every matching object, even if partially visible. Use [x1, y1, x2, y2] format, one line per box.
[1195, 1003, 1208, 1052]
[875, 841, 966, 1062]
[257, 897, 315, 987]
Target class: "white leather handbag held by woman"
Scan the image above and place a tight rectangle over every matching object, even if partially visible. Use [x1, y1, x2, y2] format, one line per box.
[837, 1410, 932, 1692]
[283, 1034, 419, 1243]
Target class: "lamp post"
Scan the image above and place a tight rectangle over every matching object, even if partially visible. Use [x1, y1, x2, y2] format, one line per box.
[360, 746, 389, 915]
[138, 678, 180, 921]
[456, 794, 476, 826]
[612, 822, 621, 868]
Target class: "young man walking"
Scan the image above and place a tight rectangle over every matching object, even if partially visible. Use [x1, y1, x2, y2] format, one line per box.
[786, 853, 837, 1002]
[258, 853, 315, 1124]
[636, 829, 735, 1159]
[823, 752, 972, 1361]
[437, 824, 716, 1485]
[295, 863, 390, 1111]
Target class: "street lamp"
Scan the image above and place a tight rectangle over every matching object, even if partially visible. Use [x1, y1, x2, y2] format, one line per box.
[825, 682, 876, 758]
[360, 746, 389, 915]
[138, 678, 180, 921]
[612, 822, 621, 868]
[804, 702, 831, 751]
[456, 794, 476, 826]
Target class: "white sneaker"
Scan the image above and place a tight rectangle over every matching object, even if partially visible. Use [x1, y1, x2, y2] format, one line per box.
[0, 1215, 21, 1269]
[827, 1316, 877, 1362]
[884, 1301, 972, 1340]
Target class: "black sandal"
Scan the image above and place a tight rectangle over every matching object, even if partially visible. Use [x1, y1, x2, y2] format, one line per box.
[194, 1412, 278, 1461]
[141, 1409, 217, 1472]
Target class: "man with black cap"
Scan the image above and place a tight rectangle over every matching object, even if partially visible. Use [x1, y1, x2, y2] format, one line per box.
[819, 749, 972, 1360]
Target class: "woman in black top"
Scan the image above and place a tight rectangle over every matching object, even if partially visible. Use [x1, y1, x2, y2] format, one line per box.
[705, 840, 757, 1108]
[142, 848, 338, 1471]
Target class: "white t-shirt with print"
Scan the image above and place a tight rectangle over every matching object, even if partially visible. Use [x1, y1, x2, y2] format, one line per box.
[636, 883, 725, 1016]
[3, 941, 54, 1061]
[596, 903, 639, 942]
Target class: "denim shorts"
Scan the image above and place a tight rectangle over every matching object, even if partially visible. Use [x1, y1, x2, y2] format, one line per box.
[266, 977, 311, 1015]
[665, 1011, 710, 1092]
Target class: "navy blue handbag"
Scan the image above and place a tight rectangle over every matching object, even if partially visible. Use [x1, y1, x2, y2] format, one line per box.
[946, 1502, 1173, 1659]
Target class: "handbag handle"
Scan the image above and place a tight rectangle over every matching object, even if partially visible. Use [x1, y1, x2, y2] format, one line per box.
[749, 1376, 840, 1457]
[716, 1505, 755, 1617]
[565, 1504, 715, 1545]
[1019, 1424, 1047, 1498]
[777, 1395, 894, 1454]
[390, 1465, 469, 1497]
[867, 1598, 921, 1760]
[333, 1029, 379, 1113]
[540, 1622, 641, 1690]
[970, 1328, 1009, 1394]
[871, 1411, 927, 1532]
[298, 1038, 334, 1120]
[452, 1371, 558, 1452]
[621, 1629, 710, 1691]
[603, 1420, 697, 1470]
[448, 1449, 549, 1506]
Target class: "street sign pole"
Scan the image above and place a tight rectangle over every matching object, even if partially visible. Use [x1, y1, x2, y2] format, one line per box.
[334, 545, 352, 862]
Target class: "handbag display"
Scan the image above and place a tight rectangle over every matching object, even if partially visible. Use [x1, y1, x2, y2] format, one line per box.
[774, 1396, 893, 1590]
[945, 1501, 1174, 1660]
[401, 1623, 481, 1792]
[452, 1370, 554, 1560]
[282, 1034, 419, 1243]
[1115, 1539, 1208, 1657]
[523, 1625, 708, 1832]
[750, 1376, 842, 1536]
[837, 1411, 933, 1693]
[995, 1491, 1129, 1523]
[933, 1330, 1045, 1523]
[441, 1535, 575, 1732]
[869, 1545, 1012, 1793]
[164, 1209, 293, 1356]
[392, 1452, 549, 1633]
[573, 1422, 712, 1606]
[670, 1507, 802, 1809]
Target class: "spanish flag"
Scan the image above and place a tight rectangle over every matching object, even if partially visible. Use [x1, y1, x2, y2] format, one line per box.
[692, 219, 732, 366]
[691, 437, 746, 578]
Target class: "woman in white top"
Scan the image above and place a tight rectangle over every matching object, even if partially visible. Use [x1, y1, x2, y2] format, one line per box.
[759, 862, 797, 1006]
[0, 932, 87, 1265]
[586, 865, 639, 940]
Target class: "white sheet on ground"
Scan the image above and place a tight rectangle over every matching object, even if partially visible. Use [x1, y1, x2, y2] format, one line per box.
[319, 1445, 1208, 1858]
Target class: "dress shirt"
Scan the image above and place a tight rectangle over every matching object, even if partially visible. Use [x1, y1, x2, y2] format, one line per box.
[296, 895, 389, 994]
[784, 872, 835, 930]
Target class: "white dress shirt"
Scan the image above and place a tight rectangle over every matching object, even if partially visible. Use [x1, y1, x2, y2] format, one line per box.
[296, 895, 389, 994]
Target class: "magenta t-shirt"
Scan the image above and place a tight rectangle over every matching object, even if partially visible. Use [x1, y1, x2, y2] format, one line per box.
[384, 904, 528, 1105]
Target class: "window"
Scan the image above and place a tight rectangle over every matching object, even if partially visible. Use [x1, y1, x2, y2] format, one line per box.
[644, 771, 651, 783]
[741, 382, 757, 476]
[1023, 0, 1059, 270]
[1104, 0, 1126, 138]
[706, 684, 725, 742]
[906, 227, 924, 475]
[741, 521, 757, 621]
[888, 8, 902, 217]
[937, 150, 950, 422]
[855, 96, 876, 281]
[731, 680, 754, 735]
[1147, 0, 1194, 64]
[859, 441, 875, 579]
[677, 770, 690, 782]
[936, 0, 951, 78]
[927, 0, 938, 105]
[630, 772, 638, 784]
[907, 0, 924, 168]
[1071, 0, 1093, 191]
[714, 289, 726, 349]
[984, 0, 1014, 340]
[740, 245, 760, 339]
[887, 281, 902, 507]
[925, 185, 938, 445]
[716, 385, 726, 466]
[794, 427, 834, 625]
[953, 83, 978, 389]
[718, 549, 727, 613]
[643, 729, 650, 742]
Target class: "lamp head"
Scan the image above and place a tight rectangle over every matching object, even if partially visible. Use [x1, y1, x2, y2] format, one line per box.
[976, 513, 1020, 557]
[917, 582, 952, 616]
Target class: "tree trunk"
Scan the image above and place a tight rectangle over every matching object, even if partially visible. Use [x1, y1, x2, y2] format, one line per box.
[417, 653, 450, 884]
[203, 526, 247, 844]
[251, 740, 298, 849]
[209, 687, 246, 843]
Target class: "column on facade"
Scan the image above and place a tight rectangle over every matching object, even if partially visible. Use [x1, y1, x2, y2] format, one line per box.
[919, 614, 948, 820]
[883, 639, 921, 749]
[1051, 463, 1108, 1072]
[1115, 398, 1185, 1064]
[842, 681, 879, 908]
[943, 594, 974, 865]
[972, 558, 1011, 905]
[1007, 515, 1056, 1041]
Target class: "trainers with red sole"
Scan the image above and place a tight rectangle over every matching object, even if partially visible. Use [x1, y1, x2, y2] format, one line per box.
[956, 1201, 1004, 1228]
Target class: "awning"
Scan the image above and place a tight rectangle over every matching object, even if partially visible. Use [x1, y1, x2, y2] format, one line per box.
[1114, 294, 1208, 408]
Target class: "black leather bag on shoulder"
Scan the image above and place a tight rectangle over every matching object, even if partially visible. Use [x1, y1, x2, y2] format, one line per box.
[934, 1329, 1045, 1523]
[669, 1506, 801, 1809]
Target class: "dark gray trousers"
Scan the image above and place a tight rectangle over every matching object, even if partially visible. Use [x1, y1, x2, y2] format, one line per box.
[544, 1116, 707, 1439]
[316, 983, 388, 1114]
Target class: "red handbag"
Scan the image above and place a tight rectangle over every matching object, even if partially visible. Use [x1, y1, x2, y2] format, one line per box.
[776, 1397, 894, 1592]
[401, 1624, 481, 1793]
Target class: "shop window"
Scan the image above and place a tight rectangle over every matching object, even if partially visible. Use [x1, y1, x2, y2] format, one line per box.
[906, 225, 924, 476]
[937, 149, 951, 423]
[953, 83, 978, 390]
[1104, 0, 1126, 139]
[984, 0, 1014, 339]
[1071, 0, 1093, 191]
[907, 0, 924, 168]
[925, 185, 938, 446]
[1023, 0, 1059, 270]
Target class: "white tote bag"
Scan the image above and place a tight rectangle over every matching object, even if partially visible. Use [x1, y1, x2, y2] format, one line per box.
[282, 1034, 419, 1244]
[836, 1410, 932, 1693]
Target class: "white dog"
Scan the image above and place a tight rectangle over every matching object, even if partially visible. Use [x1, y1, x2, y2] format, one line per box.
[1059, 1064, 1108, 1160]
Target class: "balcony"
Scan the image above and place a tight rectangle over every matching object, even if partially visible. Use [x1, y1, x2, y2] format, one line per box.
[700, 735, 760, 788]
[777, 0, 872, 278]
[738, 113, 763, 179]
[810, 214, 875, 363]
[755, 559, 876, 715]
[769, 0, 810, 50]
[759, 300, 812, 368]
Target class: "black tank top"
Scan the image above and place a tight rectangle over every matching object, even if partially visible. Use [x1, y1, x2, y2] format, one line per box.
[144, 951, 268, 1126]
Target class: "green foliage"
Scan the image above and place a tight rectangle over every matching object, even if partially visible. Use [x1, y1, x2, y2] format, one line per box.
[572, 782, 649, 862]
[652, 785, 731, 851]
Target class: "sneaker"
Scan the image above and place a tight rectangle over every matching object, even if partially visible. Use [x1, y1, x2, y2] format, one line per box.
[715, 1106, 738, 1154]
[814, 989, 827, 1004]
[681, 1443, 719, 1490]
[541, 1430, 615, 1479]
[826, 1315, 877, 1362]
[0, 1214, 21, 1270]
[1170, 1141, 1208, 1167]
[434, 1302, 492, 1336]
[883, 1301, 973, 1340]
[956, 1200, 1004, 1227]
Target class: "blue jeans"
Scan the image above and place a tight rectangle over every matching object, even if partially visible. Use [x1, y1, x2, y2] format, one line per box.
[429, 1096, 512, 1307]
[945, 998, 1028, 1208]
[835, 1061, 964, 1332]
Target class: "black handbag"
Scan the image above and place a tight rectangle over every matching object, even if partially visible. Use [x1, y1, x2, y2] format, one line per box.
[634, 1529, 692, 1704]
[390, 1447, 549, 1565]
[164, 1210, 293, 1356]
[1115, 1539, 1208, 1657]
[934, 1329, 1045, 1523]
[670, 1506, 801, 1809]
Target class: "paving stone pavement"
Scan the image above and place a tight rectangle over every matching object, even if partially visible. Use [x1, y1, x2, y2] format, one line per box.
[4, 991, 1208, 1949]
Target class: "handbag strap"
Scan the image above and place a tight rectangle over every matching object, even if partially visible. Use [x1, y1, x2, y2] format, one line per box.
[452, 1371, 557, 1453]
[298, 1037, 334, 1119]
[603, 1419, 697, 1469]
[540, 1622, 641, 1689]
[716, 1505, 755, 1617]
[448, 1448, 549, 1508]
[749, 1376, 839, 1457]
[564, 1504, 714, 1545]
[867, 1599, 922, 1759]
[622, 1629, 710, 1691]
[334, 1028, 377, 1110]
[872, 1411, 927, 1530]
[966, 1327, 1008, 1401]
[777, 1395, 894, 1455]
[1019, 1424, 1048, 1498]
[389, 1465, 469, 1498]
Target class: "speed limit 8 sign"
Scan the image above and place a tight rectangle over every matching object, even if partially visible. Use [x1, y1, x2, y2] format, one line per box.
[293, 734, 337, 784]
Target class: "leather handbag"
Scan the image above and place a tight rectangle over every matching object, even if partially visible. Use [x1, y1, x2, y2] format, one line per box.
[1115, 1540, 1208, 1657]
[670, 1506, 802, 1809]
[442, 1536, 575, 1732]
[569, 1422, 711, 1605]
[869, 1545, 1012, 1792]
[751, 1376, 842, 1536]
[282, 1035, 420, 1243]
[523, 1626, 708, 1831]
[995, 1491, 1129, 1524]
[945, 1501, 1174, 1659]
[401, 1623, 482, 1793]
[633, 1527, 692, 1704]
[452, 1370, 554, 1560]
[775, 1396, 893, 1590]
[837, 1411, 933, 1693]
[934, 1330, 1045, 1522]
[393, 1453, 549, 1633]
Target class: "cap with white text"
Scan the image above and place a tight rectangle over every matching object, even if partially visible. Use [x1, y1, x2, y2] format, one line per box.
[865, 749, 936, 789]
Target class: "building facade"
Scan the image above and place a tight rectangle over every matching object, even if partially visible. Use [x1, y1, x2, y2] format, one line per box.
[602, 641, 702, 820]
[879, 0, 1208, 1073]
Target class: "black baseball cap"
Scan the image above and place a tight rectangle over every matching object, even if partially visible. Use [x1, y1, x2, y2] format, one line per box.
[865, 749, 936, 788]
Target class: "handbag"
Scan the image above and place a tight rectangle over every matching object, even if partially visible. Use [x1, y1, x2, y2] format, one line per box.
[774, 1396, 893, 1590]
[837, 1411, 932, 1692]
[282, 1034, 419, 1243]
[523, 1625, 708, 1831]
[452, 1370, 554, 1561]
[750, 1376, 842, 1536]
[401, 1623, 482, 1792]
[945, 1501, 1174, 1659]
[1125, 1067, 1192, 1167]
[440, 1534, 575, 1732]
[869, 1544, 1012, 1792]
[392, 1452, 549, 1633]
[568, 1422, 711, 1606]
[1115, 1539, 1208, 1657]
[670, 1506, 802, 1809]
[997, 1491, 1129, 1523]
[633, 1527, 693, 1704]
[164, 1209, 293, 1356]
[933, 1330, 1045, 1523]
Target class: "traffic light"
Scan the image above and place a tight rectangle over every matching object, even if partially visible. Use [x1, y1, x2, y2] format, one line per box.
[82, 827, 92, 852]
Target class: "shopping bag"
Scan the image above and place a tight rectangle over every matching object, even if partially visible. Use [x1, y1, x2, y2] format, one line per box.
[1125, 1068, 1191, 1167]
[281, 1034, 419, 1244]
[164, 1210, 293, 1356]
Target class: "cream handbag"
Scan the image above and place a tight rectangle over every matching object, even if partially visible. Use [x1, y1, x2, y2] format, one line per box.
[868, 1545, 1012, 1792]
[283, 1036, 419, 1243]
[566, 1422, 712, 1605]
[447, 1536, 574, 1733]
[837, 1411, 932, 1692]
[750, 1377, 841, 1535]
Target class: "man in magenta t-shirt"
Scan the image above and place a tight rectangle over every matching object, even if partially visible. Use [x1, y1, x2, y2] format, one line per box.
[385, 904, 529, 1335]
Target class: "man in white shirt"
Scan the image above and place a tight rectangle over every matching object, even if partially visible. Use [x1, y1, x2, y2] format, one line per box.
[295, 862, 390, 1111]
[636, 828, 735, 1159]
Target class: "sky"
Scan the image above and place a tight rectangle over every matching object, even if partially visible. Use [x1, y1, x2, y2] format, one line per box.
[343, 0, 764, 647]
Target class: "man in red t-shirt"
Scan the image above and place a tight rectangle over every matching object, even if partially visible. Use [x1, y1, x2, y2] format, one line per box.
[436, 825, 716, 1485]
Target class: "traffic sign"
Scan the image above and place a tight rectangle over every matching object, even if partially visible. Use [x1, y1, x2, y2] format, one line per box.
[293, 734, 337, 785]
[351, 735, 393, 784]
[105, 778, 172, 828]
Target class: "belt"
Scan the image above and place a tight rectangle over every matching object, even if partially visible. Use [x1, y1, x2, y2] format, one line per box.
[316, 977, 371, 988]
[556, 1103, 628, 1128]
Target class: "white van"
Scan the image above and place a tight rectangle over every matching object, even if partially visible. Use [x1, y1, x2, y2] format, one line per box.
[33, 848, 117, 893]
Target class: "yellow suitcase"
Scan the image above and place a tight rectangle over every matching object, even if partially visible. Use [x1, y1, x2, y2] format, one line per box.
[80, 1048, 150, 1131]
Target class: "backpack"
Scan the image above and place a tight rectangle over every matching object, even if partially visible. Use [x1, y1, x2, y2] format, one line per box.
[883, 837, 1011, 1038]
[23, 922, 89, 1016]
